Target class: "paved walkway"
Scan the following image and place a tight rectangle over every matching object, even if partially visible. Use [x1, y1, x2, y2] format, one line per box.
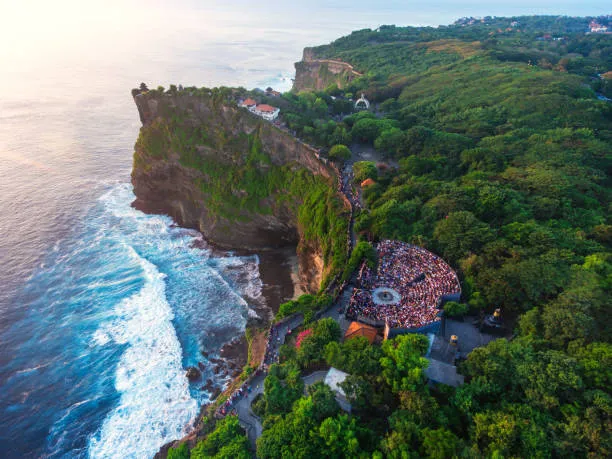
[302, 370, 328, 386]
[229, 147, 361, 450]
[429, 318, 498, 364]
[234, 373, 265, 448]
[341, 162, 358, 248]
[231, 313, 305, 448]
[319, 287, 353, 336]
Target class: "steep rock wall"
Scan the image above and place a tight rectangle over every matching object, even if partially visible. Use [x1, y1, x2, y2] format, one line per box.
[131, 88, 345, 292]
[292, 47, 362, 92]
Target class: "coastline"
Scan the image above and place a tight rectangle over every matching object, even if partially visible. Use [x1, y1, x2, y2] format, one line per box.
[215, 245, 300, 381]
[131, 77, 347, 458]
[154, 240, 302, 457]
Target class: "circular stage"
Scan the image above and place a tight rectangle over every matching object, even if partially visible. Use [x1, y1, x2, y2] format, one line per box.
[371, 287, 401, 305]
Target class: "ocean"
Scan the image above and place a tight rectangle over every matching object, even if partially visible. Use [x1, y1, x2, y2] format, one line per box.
[0, 1, 607, 457]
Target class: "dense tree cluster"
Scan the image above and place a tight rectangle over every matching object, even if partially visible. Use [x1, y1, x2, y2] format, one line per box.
[167, 416, 250, 459]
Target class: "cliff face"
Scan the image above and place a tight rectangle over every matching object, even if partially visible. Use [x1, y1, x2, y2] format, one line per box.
[131, 88, 343, 292]
[292, 47, 362, 92]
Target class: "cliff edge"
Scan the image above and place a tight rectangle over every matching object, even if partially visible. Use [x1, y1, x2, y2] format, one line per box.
[292, 48, 362, 92]
[131, 87, 349, 292]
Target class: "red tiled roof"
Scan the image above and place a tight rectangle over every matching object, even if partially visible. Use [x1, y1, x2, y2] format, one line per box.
[255, 104, 277, 113]
[242, 98, 257, 106]
[344, 321, 377, 343]
[361, 178, 376, 187]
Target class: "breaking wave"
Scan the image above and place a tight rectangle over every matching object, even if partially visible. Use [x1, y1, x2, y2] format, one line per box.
[88, 248, 197, 459]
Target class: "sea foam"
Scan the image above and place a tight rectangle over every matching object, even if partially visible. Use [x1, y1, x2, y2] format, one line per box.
[88, 247, 197, 459]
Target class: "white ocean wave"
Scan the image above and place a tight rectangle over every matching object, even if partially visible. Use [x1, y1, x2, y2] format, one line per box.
[88, 248, 197, 459]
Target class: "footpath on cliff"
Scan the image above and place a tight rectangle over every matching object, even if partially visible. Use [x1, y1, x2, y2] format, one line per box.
[223, 150, 363, 450]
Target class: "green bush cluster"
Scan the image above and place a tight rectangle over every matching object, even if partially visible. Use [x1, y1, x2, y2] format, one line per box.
[276, 293, 333, 322]
[167, 416, 250, 459]
[341, 241, 376, 282]
[328, 144, 351, 161]
[442, 301, 469, 317]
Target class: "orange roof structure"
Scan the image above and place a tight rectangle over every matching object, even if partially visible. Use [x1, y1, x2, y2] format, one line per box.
[360, 178, 376, 187]
[255, 104, 278, 113]
[241, 98, 257, 106]
[344, 321, 378, 344]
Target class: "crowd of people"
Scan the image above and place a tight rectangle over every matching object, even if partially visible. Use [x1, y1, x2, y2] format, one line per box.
[263, 323, 284, 366]
[342, 166, 362, 211]
[347, 240, 461, 329]
[218, 378, 258, 416]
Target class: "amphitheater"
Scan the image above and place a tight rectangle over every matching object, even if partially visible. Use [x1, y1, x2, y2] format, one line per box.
[346, 240, 461, 338]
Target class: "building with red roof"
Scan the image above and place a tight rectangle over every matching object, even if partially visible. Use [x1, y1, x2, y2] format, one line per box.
[239, 97, 280, 121]
[360, 178, 376, 187]
[240, 98, 257, 108]
[344, 321, 378, 344]
[252, 103, 280, 121]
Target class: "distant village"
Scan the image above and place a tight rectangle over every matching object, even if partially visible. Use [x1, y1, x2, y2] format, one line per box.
[589, 19, 609, 34]
[454, 15, 611, 34]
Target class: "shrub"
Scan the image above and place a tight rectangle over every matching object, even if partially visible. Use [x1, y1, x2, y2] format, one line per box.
[329, 144, 351, 161]
[342, 241, 377, 281]
[296, 329, 313, 348]
[444, 301, 469, 317]
[276, 294, 333, 321]
[167, 443, 189, 459]
[353, 161, 378, 183]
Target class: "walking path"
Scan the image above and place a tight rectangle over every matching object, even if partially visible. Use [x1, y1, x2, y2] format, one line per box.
[302, 370, 328, 388]
[233, 373, 265, 447]
[220, 148, 361, 450]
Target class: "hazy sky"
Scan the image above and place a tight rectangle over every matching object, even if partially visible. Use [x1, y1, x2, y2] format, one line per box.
[0, 1, 608, 94]
[2, 0, 609, 54]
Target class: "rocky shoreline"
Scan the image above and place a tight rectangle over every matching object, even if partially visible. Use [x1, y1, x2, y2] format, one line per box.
[151, 239, 300, 458]
[204, 246, 299, 387]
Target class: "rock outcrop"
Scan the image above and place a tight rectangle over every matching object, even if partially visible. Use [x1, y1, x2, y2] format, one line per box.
[131, 88, 346, 292]
[293, 48, 362, 92]
[185, 367, 201, 381]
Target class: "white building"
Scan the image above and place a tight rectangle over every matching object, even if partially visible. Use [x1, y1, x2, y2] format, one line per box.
[324, 367, 351, 412]
[239, 98, 280, 121]
[251, 104, 280, 121]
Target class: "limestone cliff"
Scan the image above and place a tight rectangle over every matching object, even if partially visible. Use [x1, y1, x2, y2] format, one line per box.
[131, 87, 348, 292]
[292, 47, 362, 92]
